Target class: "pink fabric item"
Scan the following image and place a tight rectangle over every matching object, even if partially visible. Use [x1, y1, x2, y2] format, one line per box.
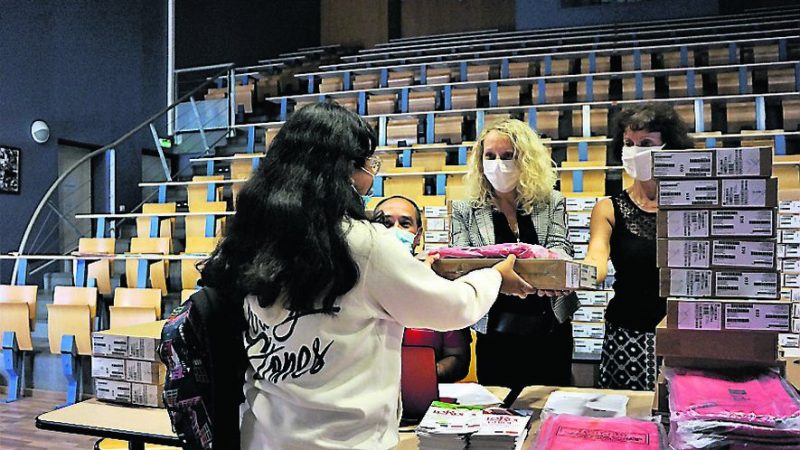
[668, 370, 800, 429]
[430, 243, 559, 260]
[534, 414, 664, 450]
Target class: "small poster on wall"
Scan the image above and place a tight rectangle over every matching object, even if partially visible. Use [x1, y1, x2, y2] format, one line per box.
[0, 145, 21, 194]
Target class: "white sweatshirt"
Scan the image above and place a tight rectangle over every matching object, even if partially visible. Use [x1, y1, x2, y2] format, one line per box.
[239, 220, 501, 450]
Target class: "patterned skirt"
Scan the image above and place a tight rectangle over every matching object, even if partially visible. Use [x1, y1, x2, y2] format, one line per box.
[598, 321, 657, 391]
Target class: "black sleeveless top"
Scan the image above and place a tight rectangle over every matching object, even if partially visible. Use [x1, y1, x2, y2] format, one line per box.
[604, 191, 665, 332]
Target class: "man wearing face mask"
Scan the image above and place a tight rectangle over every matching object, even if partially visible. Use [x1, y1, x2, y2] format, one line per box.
[583, 103, 693, 391]
[451, 119, 579, 392]
[372, 195, 472, 382]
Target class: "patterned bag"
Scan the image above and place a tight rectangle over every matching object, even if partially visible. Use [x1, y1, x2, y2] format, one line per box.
[158, 288, 247, 449]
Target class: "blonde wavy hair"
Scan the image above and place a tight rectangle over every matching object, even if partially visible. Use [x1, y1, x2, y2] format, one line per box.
[464, 119, 556, 214]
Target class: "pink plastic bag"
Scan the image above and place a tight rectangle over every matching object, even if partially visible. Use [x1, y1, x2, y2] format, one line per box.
[429, 243, 559, 260]
[533, 414, 666, 450]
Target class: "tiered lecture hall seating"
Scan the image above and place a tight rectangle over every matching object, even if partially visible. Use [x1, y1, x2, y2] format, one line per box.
[2, 9, 798, 411]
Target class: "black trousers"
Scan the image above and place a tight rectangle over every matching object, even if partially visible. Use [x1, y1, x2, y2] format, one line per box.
[475, 319, 573, 390]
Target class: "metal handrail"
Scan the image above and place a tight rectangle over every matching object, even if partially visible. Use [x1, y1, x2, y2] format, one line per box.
[11, 63, 235, 284]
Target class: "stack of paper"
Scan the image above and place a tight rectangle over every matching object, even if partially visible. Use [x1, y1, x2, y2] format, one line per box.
[541, 390, 628, 420]
[438, 383, 503, 406]
[469, 413, 531, 450]
[416, 402, 481, 450]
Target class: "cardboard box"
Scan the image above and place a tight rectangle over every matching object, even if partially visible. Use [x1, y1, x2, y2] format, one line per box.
[780, 333, 800, 348]
[656, 319, 780, 365]
[567, 228, 591, 243]
[424, 206, 449, 218]
[652, 147, 772, 179]
[576, 291, 609, 306]
[780, 200, 800, 214]
[780, 230, 800, 244]
[657, 209, 776, 238]
[659, 268, 780, 299]
[658, 178, 778, 209]
[657, 239, 776, 269]
[95, 379, 164, 408]
[573, 337, 603, 355]
[572, 322, 605, 339]
[782, 287, 800, 301]
[782, 259, 800, 272]
[91, 356, 126, 381]
[432, 259, 597, 290]
[572, 307, 606, 322]
[784, 273, 800, 288]
[92, 321, 164, 362]
[566, 211, 591, 228]
[666, 298, 791, 331]
[565, 197, 599, 212]
[424, 231, 449, 244]
[424, 217, 449, 232]
[126, 360, 167, 385]
[779, 214, 800, 229]
[779, 244, 800, 258]
[574, 244, 588, 260]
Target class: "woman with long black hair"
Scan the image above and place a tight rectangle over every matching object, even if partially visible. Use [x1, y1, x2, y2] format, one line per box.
[200, 101, 533, 450]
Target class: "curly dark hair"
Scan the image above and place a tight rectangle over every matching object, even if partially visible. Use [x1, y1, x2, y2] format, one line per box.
[201, 101, 377, 313]
[610, 102, 693, 161]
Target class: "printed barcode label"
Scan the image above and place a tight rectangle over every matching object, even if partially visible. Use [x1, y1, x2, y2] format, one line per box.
[670, 269, 713, 296]
[565, 262, 580, 289]
[715, 271, 779, 298]
[677, 301, 722, 330]
[659, 180, 719, 207]
[724, 303, 791, 331]
[576, 291, 609, 306]
[780, 333, 800, 348]
[779, 215, 800, 229]
[667, 240, 710, 268]
[712, 240, 776, 268]
[783, 259, 800, 272]
[716, 148, 762, 177]
[784, 274, 800, 288]
[721, 179, 767, 207]
[780, 201, 800, 214]
[667, 210, 709, 237]
[565, 197, 598, 211]
[711, 210, 774, 236]
[781, 231, 800, 244]
[780, 244, 800, 258]
[567, 212, 592, 227]
[568, 228, 591, 243]
[653, 152, 712, 178]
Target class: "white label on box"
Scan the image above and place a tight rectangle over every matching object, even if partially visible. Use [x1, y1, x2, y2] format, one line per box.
[781, 230, 800, 244]
[784, 274, 800, 288]
[659, 180, 718, 207]
[715, 271, 779, 298]
[712, 240, 776, 269]
[779, 215, 800, 229]
[424, 231, 449, 243]
[781, 244, 800, 258]
[568, 228, 591, 243]
[127, 336, 158, 361]
[131, 383, 161, 407]
[725, 303, 791, 331]
[95, 379, 132, 403]
[716, 148, 763, 177]
[667, 240, 710, 268]
[572, 322, 605, 339]
[721, 179, 767, 207]
[677, 301, 722, 330]
[574, 244, 588, 260]
[424, 206, 449, 218]
[780, 201, 800, 214]
[573, 307, 606, 322]
[91, 357, 125, 380]
[669, 269, 713, 297]
[711, 210, 774, 237]
[565, 197, 598, 211]
[667, 210, 709, 238]
[780, 333, 800, 348]
[565, 262, 581, 289]
[652, 151, 712, 178]
[91, 334, 128, 358]
[425, 218, 448, 231]
[125, 360, 164, 384]
[573, 338, 604, 355]
[576, 291, 609, 306]
[567, 212, 591, 228]
[784, 259, 800, 272]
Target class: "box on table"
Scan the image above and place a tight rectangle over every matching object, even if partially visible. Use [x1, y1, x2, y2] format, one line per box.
[573, 244, 588, 260]
[657, 209, 776, 239]
[780, 333, 800, 348]
[666, 298, 791, 331]
[567, 211, 591, 228]
[657, 178, 778, 209]
[779, 243, 800, 259]
[92, 321, 165, 362]
[779, 214, 800, 229]
[656, 319, 781, 367]
[652, 147, 772, 179]
[432, 259, 598, 290]
[572, 306, 606, 322]
[659, 268, 780, 299]
[91, 356, 125, 381]
[423, 231, 449, 244]
[782, 287, 800, 301]
[573, 337, 603, 355]
[95, 379, 164, 408]
[656, 239, 777, 269]
[782, 259, 800, 272]
[567, 228, 591, 244]
[91, 357, 165, 384]
[576, 291, 610, 306]
[572, 321, 605, 339]
[565, 196, 600, 212]
[780, 230, 800, 244]
[424, 206, 449, 218]
[424, 217, 449, 232]
[784, 273, 800, 289]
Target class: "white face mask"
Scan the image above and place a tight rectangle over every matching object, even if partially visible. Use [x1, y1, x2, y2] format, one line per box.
[621, 145, 664, 182]
[483, 159, 520, 193]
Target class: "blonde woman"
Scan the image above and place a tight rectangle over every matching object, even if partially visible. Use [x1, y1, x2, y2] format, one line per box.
[451, 119, 578, 390]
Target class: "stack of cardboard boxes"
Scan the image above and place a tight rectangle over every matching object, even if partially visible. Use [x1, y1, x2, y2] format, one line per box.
[652, 147, 790, 378]
[566, 196, 615, 359]
[423, 206, 451, 252]
[91, 321, 166, 408]
[778, 191, 800, 356]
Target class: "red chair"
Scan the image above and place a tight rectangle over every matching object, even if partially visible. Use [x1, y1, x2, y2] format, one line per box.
[400, 345, 439, 421]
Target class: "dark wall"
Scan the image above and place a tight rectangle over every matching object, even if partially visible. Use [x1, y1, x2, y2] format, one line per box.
[176, 0, 321, 68]
[516, 0, 718, 30]
[0, 1, 166, 282]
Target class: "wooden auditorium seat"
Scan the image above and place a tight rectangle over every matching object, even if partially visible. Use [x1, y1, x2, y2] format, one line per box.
[76, 238, 116, 296]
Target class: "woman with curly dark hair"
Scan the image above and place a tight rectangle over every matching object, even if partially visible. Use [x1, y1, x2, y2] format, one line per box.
[200, 101, 532, 449]
[583, 102, 693, 391]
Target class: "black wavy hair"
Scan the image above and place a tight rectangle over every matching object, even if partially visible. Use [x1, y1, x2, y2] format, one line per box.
[201, 101, 377, 313]
[611, 102, 694, 161]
